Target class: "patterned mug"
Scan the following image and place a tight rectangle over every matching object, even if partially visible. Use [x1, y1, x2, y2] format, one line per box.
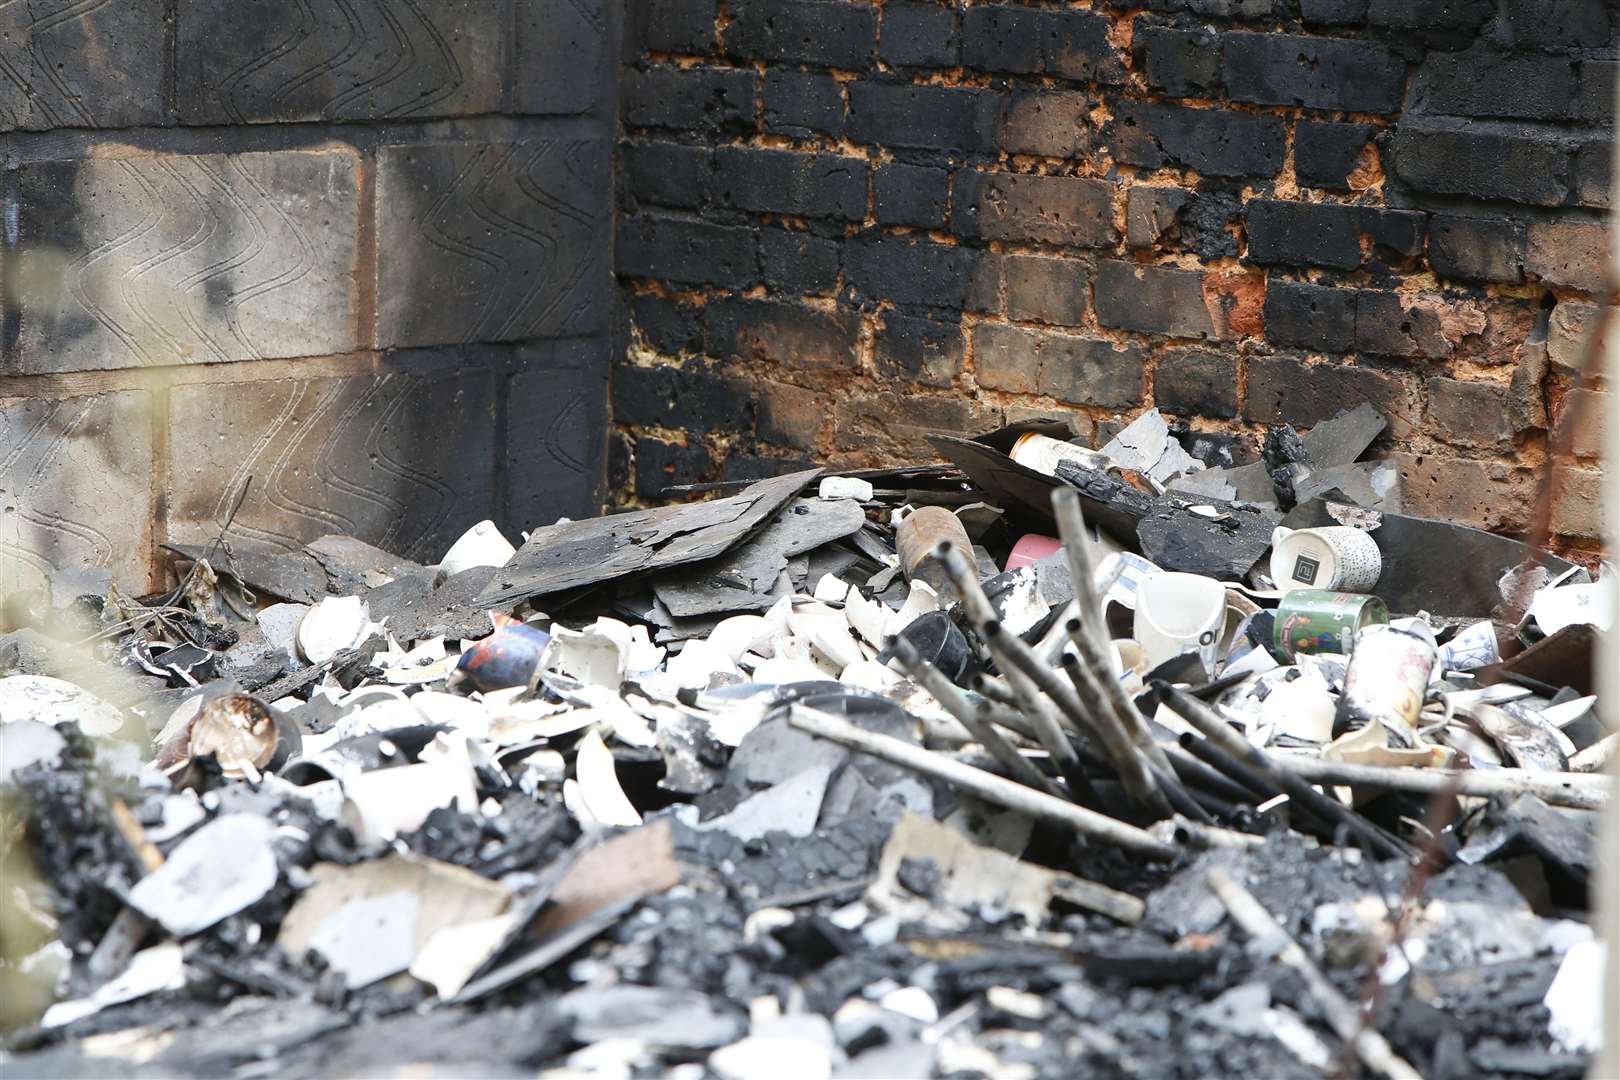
[1268, 526, 1382, 593]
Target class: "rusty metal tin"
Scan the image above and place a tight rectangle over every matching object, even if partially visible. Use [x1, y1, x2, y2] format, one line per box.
[1333, 625, 1438, 744]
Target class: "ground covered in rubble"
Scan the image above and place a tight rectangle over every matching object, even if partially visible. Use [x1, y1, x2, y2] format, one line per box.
[0, 410, 1610, 1078]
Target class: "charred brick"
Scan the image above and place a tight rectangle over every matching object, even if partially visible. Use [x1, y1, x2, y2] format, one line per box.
[725, 0, 877, 68]
[1426, 377, 1515, 451]
[1354, 291, 1465, 359]
[1427, 216, 1525, 284]
[723, 454, 818, 482]
[1006, 255, 1089, 326]
[1502, 0, 1611, 48]
[624, 141, 712, 209]
[1367, 0, 1492, 38]
[758, 229, 841, 295]
[630, 294, 705, 354]
[758, 380, 823, 449]
[1137, 23, 1222, 98]
[613, 364, 755, 434]
[1573, 139, 1611, 210]
[1294, 122, 1373, 191]
[618, 215, 757, 288]
[1180, 189, 1243, 260]
[1263, 279, 1356, 353]
[704, 298, 861, 370]
[1300, 0, 1368, 24]
[1578, 62, 1616, 125]
[874, 314, 965, 387]
[954, 172, 1115, 248]
[763, 71, 845, 138]
[846, 235, 992, 310]
[973, 324, 1042, 393]
[875, 164, 949, 228]
[1386, 123, 1571, 207]
[848, 82, 1002, 155]
[1110, 102, 1285, 179]
[881, 3, 959, 67]
[1127, 185, 1191, 249]
[635, 437, 715, 496]
[1001, 91, 1092, 159]
[1042, 336, 1145, 409]
[623, 66, 757, 134]
[1222, 32, 1404, 113]
[1155, 349, 1238, 418]
[1362, 208, 1427, 260]
[638, 0, 716, 53]
[1094, 261, 1221, 339]
[1416, 49, 1576, 121]
[1246, 200, 1361, 271]
[962, 6, 1122, 82]
[1245, 354, 1416, 438]
[712, 147, 869, 221]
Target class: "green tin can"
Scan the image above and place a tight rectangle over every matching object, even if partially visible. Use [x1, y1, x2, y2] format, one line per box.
[1273, 590, 1389, 660]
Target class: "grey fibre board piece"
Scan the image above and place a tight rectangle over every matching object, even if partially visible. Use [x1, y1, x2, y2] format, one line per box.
[479, 469, 822, 607]
[1172, 403, 1387, 503]
[652, 497, 868, 617]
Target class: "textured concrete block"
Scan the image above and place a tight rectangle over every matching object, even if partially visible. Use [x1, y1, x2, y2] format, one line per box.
[0, 0, 166, 130]
[509, 339, 609, 528]
[516, 0, 612, 115]
[167, 364, 497, 562]
[6, 150, 359, 374]
[376, 138, 611, 349]
[177, 0, 505, 124]
[1, 391, 154, 594]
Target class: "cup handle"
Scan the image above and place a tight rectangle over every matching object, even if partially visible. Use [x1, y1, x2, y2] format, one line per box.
[1270, 526, 1292, 548]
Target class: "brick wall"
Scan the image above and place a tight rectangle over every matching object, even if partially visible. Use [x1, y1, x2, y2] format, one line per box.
[1, 0, 618, 595]
[614, 0, 1614, 549]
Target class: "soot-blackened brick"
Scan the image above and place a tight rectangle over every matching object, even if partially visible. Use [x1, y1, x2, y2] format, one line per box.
[875, 164, 949, 228]
[613, 363, 755, 434]
[618, 216, 757, 288]
[1110, 102, 1285, 178]
[630, 294, 705, 354]
[1006, 255, 1088, 326]
[1579, 62, 1616, 125]
[1367, 0, 1492, 38]
[1155, 349, 1238, 418]
[639, 0, 716, 53]
[1295, 122, 1374, 191]
[764, 71, 845, 138]
[623, 66, 757, 134]
[1386, 124, 1571, 207]
[704, 298, 861, 370]
[1502, 0, 1611, 48]
[845, 235, 991, 310]
[1094, 262, 1218, 339]
[636, 437, 715, 496]
[1427, 216, 1525, 283]
[725, 0, 877, 68]
[1354, 291, 1460, 359]
[759, 229, 840, 295]
[1180, 189, 1242, 260]
[848, 83, 1002, 155]
[1362, 209, 1427, 261]
[1246, 200, 1362, 271]
[954, 173, 1115, 248]
[875, 314, 965, 387]
[1041, 336, 1145, 409]
[1127, 186, 1191, 249]
[1263, 279, 1356, 353]
[1574, 140, 1611, 210]
[1416, 50, 1576, 122]
[1300, 0, 1368, 24]
[962, 6, 1121, 82]
[1222, 32, 1404, 114]
[881, 3, 959, 67]
[1246, 355, 1415, 437]
[1001, 91, 1092, 159]
[974, 324, 1042, 392]
[712, 147, 869, 221]
[624, 142, 712, 209]
[1137, 23, 1222, 98]
[1426, 377, 1515, 451]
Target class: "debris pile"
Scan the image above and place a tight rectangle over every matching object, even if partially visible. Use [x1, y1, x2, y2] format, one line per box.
[0, 408, 1612, 1078]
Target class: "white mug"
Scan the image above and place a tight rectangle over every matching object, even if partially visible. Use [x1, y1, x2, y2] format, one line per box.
[1269, 526, 1381, 593]
[1133, 572, 1228, 674]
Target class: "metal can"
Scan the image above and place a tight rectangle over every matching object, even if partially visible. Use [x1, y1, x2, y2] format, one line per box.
[1333, 625, 1438, 745]
[1273, 589, 1388, 660]
[1008, 432, 1112, 477]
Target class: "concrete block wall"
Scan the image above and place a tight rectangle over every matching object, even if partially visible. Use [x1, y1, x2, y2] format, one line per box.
[614, 0, 1614, 551]
[2, 0, 619, 595]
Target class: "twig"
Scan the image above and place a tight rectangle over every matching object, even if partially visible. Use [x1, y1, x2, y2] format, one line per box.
[1207, 866, 1421, 1080]
[1267, 754, 1610, 811]
[788, 705, 1178, 859]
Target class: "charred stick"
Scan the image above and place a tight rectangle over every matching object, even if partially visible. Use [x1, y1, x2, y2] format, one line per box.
[1270, 754, 1611, 811]
[1158, 683, 1411, 862]
[788, 705, 1179, 860]
[891, 636, 1067, 799]
[1177, 731, 1280, 803]
[1163, 740, 1264, 806]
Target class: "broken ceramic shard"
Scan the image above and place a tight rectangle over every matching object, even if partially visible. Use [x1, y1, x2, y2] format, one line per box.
[128, 814, 279, 937]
